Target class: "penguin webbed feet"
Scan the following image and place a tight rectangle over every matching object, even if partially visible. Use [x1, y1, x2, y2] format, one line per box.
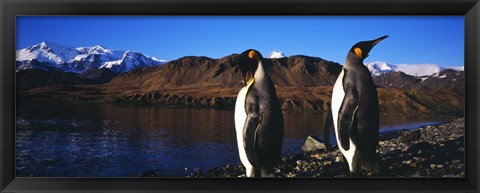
[260, 167, 275, 177]
[349, 161, 383, 177]
[248, 166, 275, 177]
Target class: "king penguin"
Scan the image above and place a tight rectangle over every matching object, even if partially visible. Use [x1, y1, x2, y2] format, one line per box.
[330, 35, 388, 176]
[234, 49, 284, 177]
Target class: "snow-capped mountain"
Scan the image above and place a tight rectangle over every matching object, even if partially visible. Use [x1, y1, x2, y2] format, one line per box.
[365, 61, 464, 77]
[16, 41, 166, 73]
[394, 63, 443, 77]
[268, 50, 286, 59]
[364, 61, 395, 76]
[373, 68, 464, 92]
[445, 66, 464, 71]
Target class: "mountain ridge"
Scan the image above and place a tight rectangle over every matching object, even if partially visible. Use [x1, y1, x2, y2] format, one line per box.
[16, 41, 166, 73]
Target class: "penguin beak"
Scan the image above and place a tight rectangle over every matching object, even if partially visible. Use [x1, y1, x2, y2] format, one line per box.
[357, 35, 389, 59]
[372, 35, 389, 47]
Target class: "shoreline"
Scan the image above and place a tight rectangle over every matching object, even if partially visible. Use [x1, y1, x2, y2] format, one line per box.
[18, 85, 464, 116]
[184, 118, 465, 177]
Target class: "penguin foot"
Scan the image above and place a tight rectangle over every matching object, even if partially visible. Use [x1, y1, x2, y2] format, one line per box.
[260, 167, 275, 177]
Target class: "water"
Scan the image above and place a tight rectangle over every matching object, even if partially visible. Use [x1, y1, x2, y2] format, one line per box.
[16, 99, 453, 177]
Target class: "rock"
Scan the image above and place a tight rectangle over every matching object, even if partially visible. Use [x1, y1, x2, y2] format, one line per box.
[430, 164, 437, 169]
[275, 168, 282, 173]
[335, 156, 343, 163]
[296, 160, 304, 165]
[295, 166, 301, 172]
[324, 161, 332, 165]
[302, 135, 326, 152]
[401, 130, 421, 143]
[286, 173, 297, 177]
[310, 153, 324, 160]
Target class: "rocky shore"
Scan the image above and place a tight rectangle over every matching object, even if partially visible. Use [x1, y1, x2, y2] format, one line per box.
[185, 118, 464, 177]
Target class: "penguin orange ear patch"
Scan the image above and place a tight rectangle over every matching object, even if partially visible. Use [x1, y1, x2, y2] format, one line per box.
[354, 48, 363, 58]
[248, 50, 257, 59]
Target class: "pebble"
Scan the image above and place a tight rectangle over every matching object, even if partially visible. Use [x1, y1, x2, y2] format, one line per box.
[310, 154, 323, 160]
[286, 173, 297, 177]
[335, 156, 343, 163]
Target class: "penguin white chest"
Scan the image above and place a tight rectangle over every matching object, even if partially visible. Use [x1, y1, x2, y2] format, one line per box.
[331, 69, 357, 171]
[234, 86, 254, 175]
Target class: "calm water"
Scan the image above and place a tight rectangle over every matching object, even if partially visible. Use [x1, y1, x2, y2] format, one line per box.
[16, 99, 452, 177]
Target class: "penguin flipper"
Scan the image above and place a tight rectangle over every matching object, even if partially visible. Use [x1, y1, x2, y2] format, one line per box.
[243, 112, 261, 168]
[338, 87, 359, 151]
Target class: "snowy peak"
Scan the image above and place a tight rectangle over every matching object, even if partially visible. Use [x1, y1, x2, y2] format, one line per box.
[100, 51, 161, 72]
[17, 41, 79, 64]
[446, 66, 464, 71]
[394, 64, 442, 77]
[16, 42, 166, 73]
[77, 44, 112, 55]
[365, 62, 395, 76]
[364, 62, 463, 77]
[268, 50, 286, 59]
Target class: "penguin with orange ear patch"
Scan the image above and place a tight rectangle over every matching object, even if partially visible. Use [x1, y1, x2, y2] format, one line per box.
[330, 36, 388, 176]
[234, 49, 284, 177]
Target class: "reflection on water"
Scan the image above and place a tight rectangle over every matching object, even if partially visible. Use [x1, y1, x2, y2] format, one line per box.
[16, 99, 453, 177]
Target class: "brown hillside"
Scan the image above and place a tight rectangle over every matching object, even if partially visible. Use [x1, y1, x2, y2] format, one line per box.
[103, 55, 341, 94]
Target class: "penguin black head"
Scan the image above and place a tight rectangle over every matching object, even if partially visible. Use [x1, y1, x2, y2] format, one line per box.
[239, 49, 263, 85]
[348, 35, 389, 61]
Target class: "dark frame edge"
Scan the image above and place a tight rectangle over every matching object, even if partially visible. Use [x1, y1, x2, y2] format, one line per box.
[0, 0, 3, 191]
[1, 0, 16, 192]
[1, 0, 14, 192]
[1, 0, 17, 192]
[465, 1, 480, 192]
[1, 0, 480, 193]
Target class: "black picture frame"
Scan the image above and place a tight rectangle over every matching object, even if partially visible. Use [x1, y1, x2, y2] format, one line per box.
[1, 0, 479, 192]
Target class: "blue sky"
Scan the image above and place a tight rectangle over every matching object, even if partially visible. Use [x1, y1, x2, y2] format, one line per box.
[16, 16, 464, 67]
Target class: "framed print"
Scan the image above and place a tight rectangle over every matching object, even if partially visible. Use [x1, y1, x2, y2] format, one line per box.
[1, 0, 479, 192]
